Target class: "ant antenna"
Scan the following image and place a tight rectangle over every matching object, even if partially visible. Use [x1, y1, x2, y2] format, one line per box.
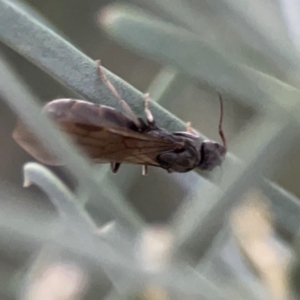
[218, 93, 227, 150]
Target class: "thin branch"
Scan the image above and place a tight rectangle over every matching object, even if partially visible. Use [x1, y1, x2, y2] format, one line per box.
[23, 162, 96, 234]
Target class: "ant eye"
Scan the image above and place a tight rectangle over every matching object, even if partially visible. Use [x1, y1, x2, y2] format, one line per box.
[174, 147, 185, 153]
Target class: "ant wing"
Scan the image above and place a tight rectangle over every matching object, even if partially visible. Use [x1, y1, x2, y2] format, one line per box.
[59, 121, 176, 166]
[13, 99, 176, 167]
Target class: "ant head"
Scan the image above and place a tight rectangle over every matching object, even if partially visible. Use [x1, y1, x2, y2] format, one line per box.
[198, 140, 226, 170]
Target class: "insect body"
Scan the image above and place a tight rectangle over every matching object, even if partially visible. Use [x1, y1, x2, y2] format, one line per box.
[12, 62, 227, 174]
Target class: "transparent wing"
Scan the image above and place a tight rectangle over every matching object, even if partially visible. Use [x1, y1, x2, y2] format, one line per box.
[12, 99, 176, 166]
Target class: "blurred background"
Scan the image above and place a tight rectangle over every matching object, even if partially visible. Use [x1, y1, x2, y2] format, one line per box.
[1, 0, 295, 219]
[0, 0, 255, 222]
[1, 0, 300, 299]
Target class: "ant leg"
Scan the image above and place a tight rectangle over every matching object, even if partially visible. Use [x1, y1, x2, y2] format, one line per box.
[186, 122, 192, 133]
[185, 121, 199, 136]
[111, 162, 121, 173]
[144, 93, 154, 124]
[96, 60, 141, 128]
[142, 165, 148, 176]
